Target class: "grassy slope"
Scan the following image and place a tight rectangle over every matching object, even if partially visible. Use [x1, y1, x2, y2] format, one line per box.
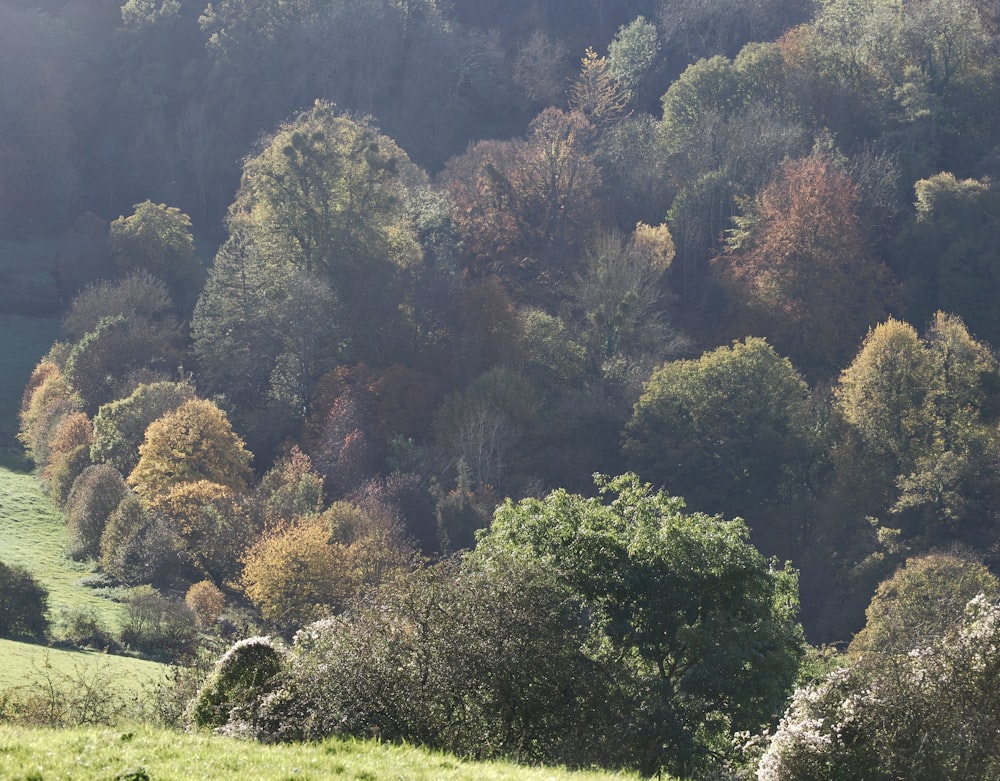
[0, 725, 642, 781]
[0, 463, 127, 629]
[0, 638, 167, 693]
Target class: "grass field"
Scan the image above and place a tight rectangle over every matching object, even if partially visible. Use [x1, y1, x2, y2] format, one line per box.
[0, 725, 642, 781]
[0, 463, 127, 630]
[0, 637, 167, 694]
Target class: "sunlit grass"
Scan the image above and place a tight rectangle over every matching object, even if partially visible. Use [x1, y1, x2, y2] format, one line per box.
[0, 725, 644, 781]
[0, 464, 126, 629]
[0, 638, 168, 694]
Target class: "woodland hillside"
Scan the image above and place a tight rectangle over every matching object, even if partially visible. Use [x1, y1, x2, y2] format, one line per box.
[6, 0, 1000, 778]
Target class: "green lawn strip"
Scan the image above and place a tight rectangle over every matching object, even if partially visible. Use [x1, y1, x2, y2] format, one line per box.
[0, 465, 126, 630]
[0, 637, 168, 694]
[0, 725, 643, 781]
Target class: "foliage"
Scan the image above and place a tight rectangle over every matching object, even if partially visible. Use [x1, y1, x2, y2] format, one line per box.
[90, 380, 196, 475]
[848, 552, 999, 655]
[18, 360, 81, 466]
[187, 635, 284, 730]
[475, 474, 805, 777]
[119, 586, 197, 662]
[0, 560, 49, 640]
[834, 312, 1000, 548]
[99, 493, 184, 589]
[759, 595, 1000, 780]
[63, 314, 186, 416]
[714, 154, 895, 377]
[128, 398, 253, 500]
[185, 580, 225, 629]
[64, 464, 128, 561]
[241, 520, 351, 631]
[109, 201, 202, 314]
[63, 271, 178, 343]
[222, 555, 612, 765]
[624, 337, 820, 553]
[41, 410, 93, 506]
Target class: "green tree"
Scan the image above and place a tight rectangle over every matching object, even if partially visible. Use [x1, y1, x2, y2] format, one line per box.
[893, 173, 1000, 347]
[109, 201, 202, 314]
[624, 338, 820, 553]
[849, 552, 999, 656]
[475, 473, 804, 777]
[0, 560, 49, 640]
[64, 465, 128, 561]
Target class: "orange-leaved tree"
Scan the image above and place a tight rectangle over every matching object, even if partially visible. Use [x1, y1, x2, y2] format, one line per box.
[714, 153, 896, 377]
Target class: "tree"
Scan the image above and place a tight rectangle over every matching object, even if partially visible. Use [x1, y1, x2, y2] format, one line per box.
[834, 313, 1000, 548]
[41, 410, 92, 506]
[624, 338, 820, 554]
[128, 398, 253, 500]
[64, 465, 128, 561]
[90, 380, 196, 475]
[99, 492, 185, 588]
[0, 560, 49, 640]
[63, 271, 177, 343]
[849, 553, 999, 656]
[222, 99, 423, 362]
[241, 519, 351, 631]
[474, 473, 804, 777]
[192, 231, 342, 457]
[215, 554, 611, 765]
[63, 314, 186, 416]
[109, 201, 202, 314]
[18, 361, 81, 467]
[147, 480, 255, 584]
[569, 222, 679, 373]
[893, 173, 1000, 348]
[714, 154, 896, 377]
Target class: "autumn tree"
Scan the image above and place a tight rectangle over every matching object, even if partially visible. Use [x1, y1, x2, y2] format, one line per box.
[42, 411, 93, 506]
[18, 360, 82, 469]
[439, 108, 601, 304]
[62, 271, 177, 343]
[128, 398, 253, 500]
[834, 312, 1000, 551]
[90, 380, 196, 475]
[714, 154, 896, 377]
[242, 519, 350, 631]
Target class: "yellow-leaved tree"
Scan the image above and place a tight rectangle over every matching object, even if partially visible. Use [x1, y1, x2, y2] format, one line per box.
[128, 398, 253, 499]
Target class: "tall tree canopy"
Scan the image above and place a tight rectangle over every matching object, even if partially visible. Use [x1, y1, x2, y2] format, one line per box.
[474, 473, 804, 777]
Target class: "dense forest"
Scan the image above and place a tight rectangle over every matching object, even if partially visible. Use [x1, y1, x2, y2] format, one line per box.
[7, 0, 1000, 777]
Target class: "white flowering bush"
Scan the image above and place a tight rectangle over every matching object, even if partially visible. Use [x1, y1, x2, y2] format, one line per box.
[758, 596, 1000, 780]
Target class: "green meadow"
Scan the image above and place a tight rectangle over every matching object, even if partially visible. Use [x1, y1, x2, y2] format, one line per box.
[0, 725, 641, 781]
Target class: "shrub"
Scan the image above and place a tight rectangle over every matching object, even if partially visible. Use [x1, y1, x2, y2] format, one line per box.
[64, 464, 128, 561]
[100, 493, 186, 588]
[52, 607, 117, 651]
[186, 580, 225, 629]
[187, 636, 284, 730]
[119, 587, 197, 662]
[0, 560, 49, 640]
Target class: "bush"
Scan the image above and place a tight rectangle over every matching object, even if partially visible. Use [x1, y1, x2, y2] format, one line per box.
[52, 607, 117, 651]
[185, 580, 225, 629]
[119, 587, 197, 662]
[100, 493, 186, 588]
[759, 595, 1000, 780]
[0, 560, 49, 640]
[64, 464, 128, 561]
[187, 636, 284, 730]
